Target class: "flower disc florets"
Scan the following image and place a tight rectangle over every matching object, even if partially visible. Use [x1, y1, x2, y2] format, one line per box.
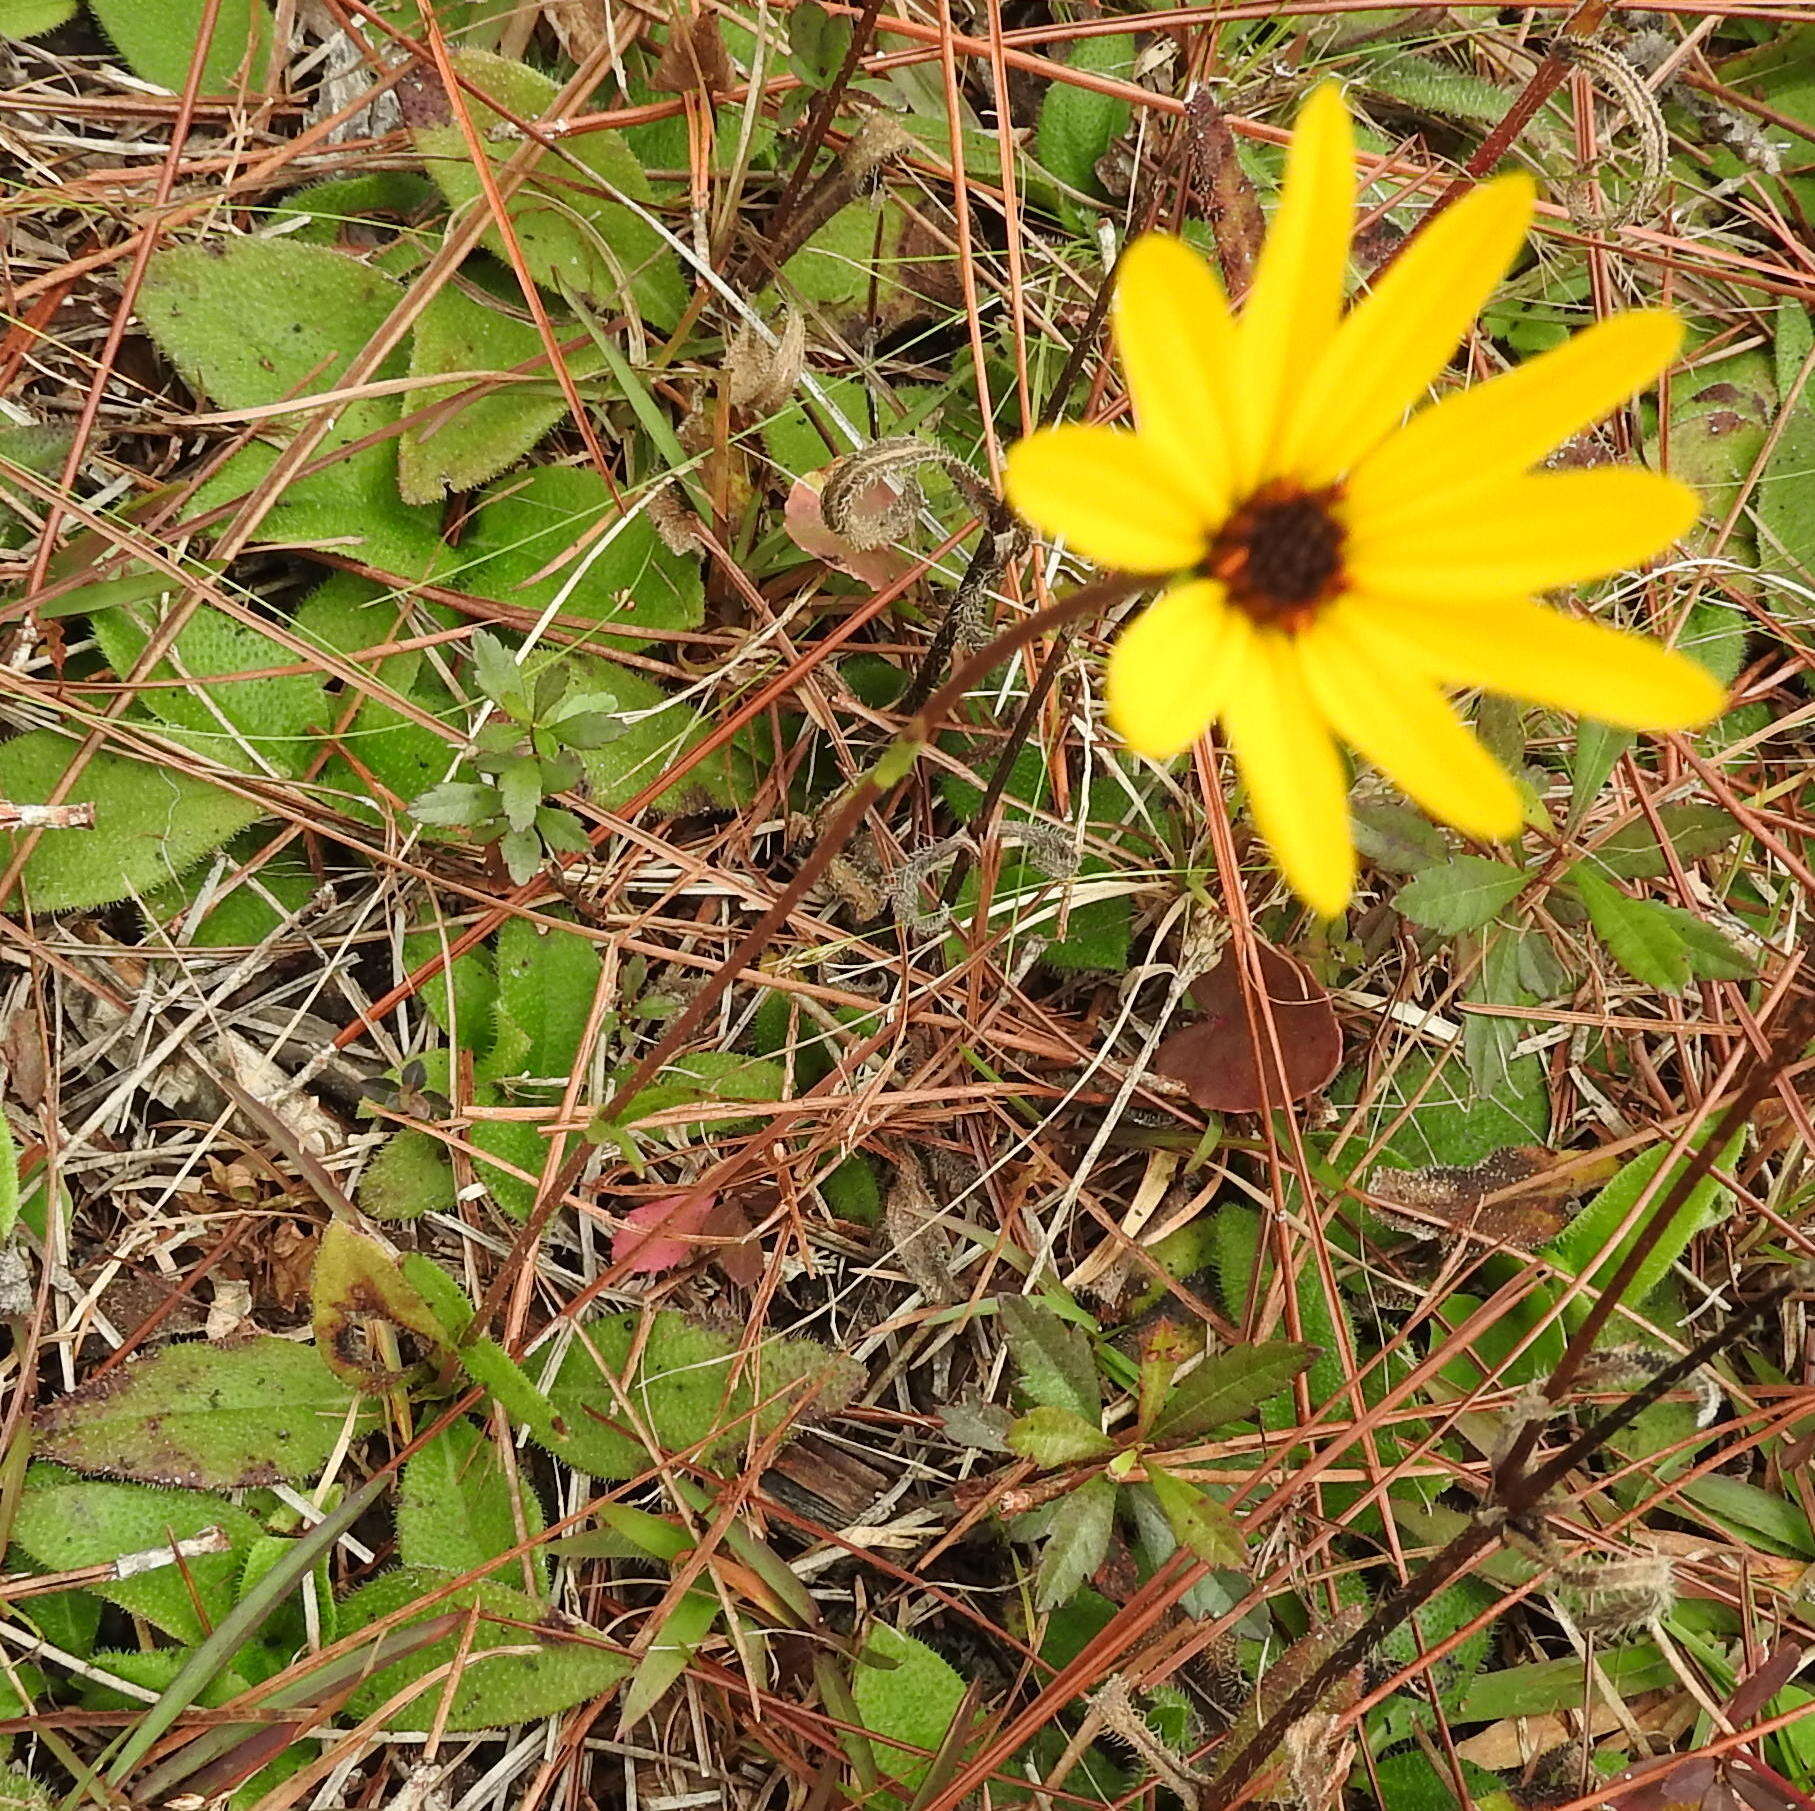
[1205, 483, 1346, 631]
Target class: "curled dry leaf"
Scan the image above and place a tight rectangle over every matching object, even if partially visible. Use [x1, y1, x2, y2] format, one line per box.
[1153, 943, 1342, 1112]
[1367, 1144, 1616, 1251]
[784, 472, 914, 589]
[612, 1192, 762, 1287]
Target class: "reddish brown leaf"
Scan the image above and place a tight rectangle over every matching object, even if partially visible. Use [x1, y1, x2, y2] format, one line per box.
[612, 1193, 715, 1275]
[1153, 943, 1341, 1112]
[1368, 1145, 1616, 1251]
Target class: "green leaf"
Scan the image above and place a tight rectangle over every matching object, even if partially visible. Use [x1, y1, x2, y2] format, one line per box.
[497, 756, 543, 833]
[337, 1566, 630, 1730]
[11, 1467, 262, 1645]
[311, 1222, 453, 1392]
[1589, 804, 1739, 880]
[0, 731, 262, 912]
[1034, 33, 1137, 202]
[483, 912, 603, 1080]
[570, 654, 756, 813]
[458, 468, 704, 652]
[998, 1295, 1101, 1420]
[619, 1586, 720, 1729]
[414, 51, 687, 328]
[409, 782, 497, 828]
[540, 1308, 862, 1480]
[1005, 1405, 1113, 1466]
[1570, 868, 1750, 990]
[1150, 1341, 1315, 1441]
[1395, 856, 1526, 933]
[398, 1418, 548, 1593]
[90, 0, 272, 92]
[1567, 721, 1633, 827]
[33, 1335, 360, 1488]
[852, 1622, 968, 1800]
[1546, 1123, 1746, 1318]
[0, 1108, 18, 1243]
[1758, 300, 1815, 584]
[397, 270, 600, 505]
[0, 0, 77, 36]
[1351, 798, 1450, 874]
[359, 1129, 454, 1223]
[1139, 1465, 1246, 1569]
[1034, 1475, 1117, 1611]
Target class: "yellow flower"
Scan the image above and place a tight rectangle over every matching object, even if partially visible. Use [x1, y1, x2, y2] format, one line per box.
[1004, 84, 1724, 917]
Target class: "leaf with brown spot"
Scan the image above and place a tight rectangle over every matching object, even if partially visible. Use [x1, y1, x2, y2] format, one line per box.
[1154, 944, 1342, 1112]
[34, 1335, 361, 1489]
[1367, 1145, 1617, 1251]
[310, 1222, 453, 1393]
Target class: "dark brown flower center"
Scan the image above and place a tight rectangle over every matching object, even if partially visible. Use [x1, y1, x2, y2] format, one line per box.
[1203, 482, 1346, 631]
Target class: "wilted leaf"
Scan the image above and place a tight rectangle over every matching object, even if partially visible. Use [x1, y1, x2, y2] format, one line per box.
[311, 1222, 453, 1392]
[998, 1295, 1101, 1421]
[1154, 944, 1341, 1113]
[784, 473, 915, 588]
[1150, 1340, 1315, 1442]
[1368, 1144, 1615, 1251]
[940, 1397, 1016, 1453]
[34, 1336, 358, 1488]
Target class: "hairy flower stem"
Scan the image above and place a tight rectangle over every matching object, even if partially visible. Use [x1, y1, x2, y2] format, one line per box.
[464, 574, 1141, 1341]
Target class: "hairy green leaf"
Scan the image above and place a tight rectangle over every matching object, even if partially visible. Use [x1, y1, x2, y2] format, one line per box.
[0, 732, 261, 912]
[90, 0, 272, 92]
[34, 1335, 359, 1488]
[852, 1621, 969, 1799]
[398, 1418, 548, 1593]
[998, 1295, 1101, 1421]
[0, 0, 77, 36]
[337, 1565, 630, 1730]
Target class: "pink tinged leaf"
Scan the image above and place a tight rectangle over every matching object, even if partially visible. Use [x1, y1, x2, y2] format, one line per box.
[612, 1193, 716, 1275]
[784, 473, 915, 589]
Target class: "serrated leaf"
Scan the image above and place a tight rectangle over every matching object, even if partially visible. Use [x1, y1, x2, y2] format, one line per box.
[939, 1397, 1015, 1453]
[336, 1565, 630, 1730]
[1571, 870, 1750, 990]
[397, 272, 600, 505]
[34, 1337, 359, 1488]
[1150, 1340, 1315, 1441]
[1005, 1405, 1113, 1466]
[1351, 798, 1450, 874]
[997, 1295, 1101, 1421]
[414, 51, 687, 328]
[408, 781, 498, 827]
[1395, 856, 1526, 934]
[1589, 804, 1739, 880]
[0, 732, 262, 912]
[358, 1129, 454, 1223]
[1034, 1475, 1116, 1611]
[1140, 1464, 1246, 1568]
[852, 1622, 968, 1799]
[568, 653, 756, 813]
[469, 629, 526, 713]
[497, 755, 543, 832]
[90, 0, 272, 92]
[398, 1418, 548, 1594]
[540, 1309, 861, 1479]
[11, 1467, 261, 1644]
[0, 0, 77, 36]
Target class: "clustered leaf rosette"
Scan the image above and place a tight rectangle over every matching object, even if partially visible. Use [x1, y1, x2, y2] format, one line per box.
[1005, 84, 1725, 915]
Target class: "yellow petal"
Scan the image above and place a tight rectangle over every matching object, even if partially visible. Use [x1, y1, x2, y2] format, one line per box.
[1349, 593, 1728, 731]
[1004, 423, 1206, 573]
[1113, 234, 1241, 514]
[1347, 310, 1684, 515]
[1107, 579, 1247, 759]
[1278, 175, 1535, 486]
[1344, 468, 1698, 602]
[1298, 609, 1522, 840]
[1222, 631, 1356, 916]
[1235, 83, 1354, 483]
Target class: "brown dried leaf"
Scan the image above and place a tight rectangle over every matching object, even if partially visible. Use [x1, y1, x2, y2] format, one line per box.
[1153, 944, 1342, 1113]
[652, 13, 734, 93]
[1367, 1145, 1616, 1251]
[310, 1222, 452, 1393]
